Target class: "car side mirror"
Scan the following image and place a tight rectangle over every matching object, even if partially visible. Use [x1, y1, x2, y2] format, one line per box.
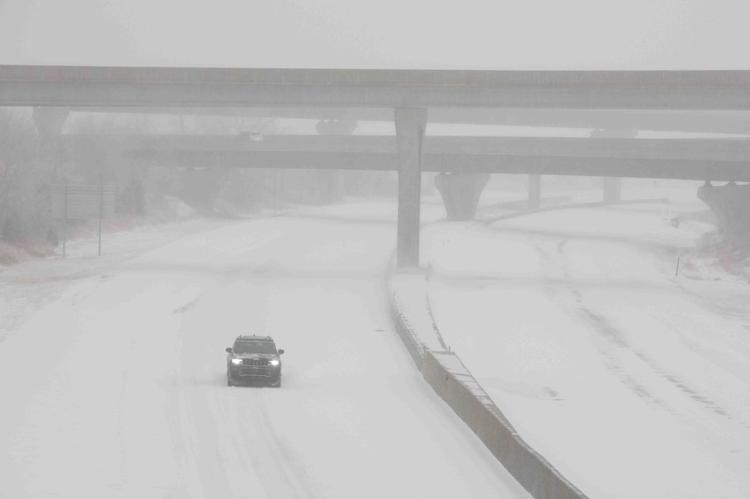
[278, 349, 285, 355]
[225, 347, 233, 353]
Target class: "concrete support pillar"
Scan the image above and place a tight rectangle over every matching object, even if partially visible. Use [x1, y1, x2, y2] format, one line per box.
[591, 128, 633, 203]
[395, 108, 427, 268]
[435, 173, 490, 220]
[528, 174, 541, 209]
[602, 177, 622, 203]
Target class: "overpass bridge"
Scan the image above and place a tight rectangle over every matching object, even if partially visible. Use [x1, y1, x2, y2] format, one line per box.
[65, 107, 750, 135]
[62, 134, 750, 181]
[3, 65, 750, 265]
[3, 66, 750, 109]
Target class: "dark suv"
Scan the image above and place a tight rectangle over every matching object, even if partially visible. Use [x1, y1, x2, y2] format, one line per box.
[225, 335, 284, 387]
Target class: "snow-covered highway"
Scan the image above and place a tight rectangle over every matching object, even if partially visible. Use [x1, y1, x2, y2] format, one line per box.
[0, 210, 528, 498]
[423, 194, 750, 498]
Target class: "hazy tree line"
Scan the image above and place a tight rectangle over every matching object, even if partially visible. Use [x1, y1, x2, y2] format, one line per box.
[0, 109, 396, 252]
[0, 109, 51, 246]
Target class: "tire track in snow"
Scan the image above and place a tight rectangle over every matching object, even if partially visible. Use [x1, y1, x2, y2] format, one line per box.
[578, 306, 674, 412]
[255, 392, 318, 498]
[472, 214, 742, 425]
[220, 389, 315, 499]
[177, 272, 316, 499]
[536, 237, 673, 412]
[472, 204, 749, 429]
[548, 237, 745, 427]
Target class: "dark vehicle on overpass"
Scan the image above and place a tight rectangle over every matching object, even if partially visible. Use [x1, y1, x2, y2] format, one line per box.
[226, 335, 284, 387]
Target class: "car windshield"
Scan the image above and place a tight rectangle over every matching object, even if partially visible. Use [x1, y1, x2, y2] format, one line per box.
[233, 340, 276, 355]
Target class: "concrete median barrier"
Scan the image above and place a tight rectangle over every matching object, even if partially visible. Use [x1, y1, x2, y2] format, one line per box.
[388, 270, 587, 499]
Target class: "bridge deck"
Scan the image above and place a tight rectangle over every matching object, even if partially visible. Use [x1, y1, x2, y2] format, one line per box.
[3, 66, 750, 109]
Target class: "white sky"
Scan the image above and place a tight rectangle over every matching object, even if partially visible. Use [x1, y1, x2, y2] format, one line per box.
[1, 0, 749, 69]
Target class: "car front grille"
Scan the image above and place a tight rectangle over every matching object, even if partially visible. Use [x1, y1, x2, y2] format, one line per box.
[238, 366, 271, 377]
[242, 358, 269, 366]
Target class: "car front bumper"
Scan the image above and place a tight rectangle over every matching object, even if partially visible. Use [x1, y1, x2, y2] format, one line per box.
[229, 364, 280, 381]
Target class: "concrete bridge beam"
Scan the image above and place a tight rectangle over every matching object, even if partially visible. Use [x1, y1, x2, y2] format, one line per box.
[395, 108, 427, 268]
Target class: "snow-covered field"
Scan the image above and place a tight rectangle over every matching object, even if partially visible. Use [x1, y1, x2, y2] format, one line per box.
[422, 183, 750, 498]
[0, 206, 527, 499]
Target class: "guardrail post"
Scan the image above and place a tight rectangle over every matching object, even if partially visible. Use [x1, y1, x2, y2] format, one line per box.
[395, 107, 427, 268]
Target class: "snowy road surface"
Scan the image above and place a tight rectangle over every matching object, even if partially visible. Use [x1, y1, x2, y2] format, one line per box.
[0, 210, 527, 498]
[424, 199, 750, 498]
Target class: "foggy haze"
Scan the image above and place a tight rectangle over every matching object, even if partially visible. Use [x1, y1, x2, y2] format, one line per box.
[2, 3, 750, 499]
[2, 0, 750, 69]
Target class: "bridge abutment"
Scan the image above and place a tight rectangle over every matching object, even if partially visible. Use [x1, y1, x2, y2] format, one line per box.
[434, 172, 490, 220]
[395, 108, 427, 268]
[698, 181, 750, 242]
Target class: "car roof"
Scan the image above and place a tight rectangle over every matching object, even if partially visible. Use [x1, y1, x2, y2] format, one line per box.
[235, 335, 274, 342]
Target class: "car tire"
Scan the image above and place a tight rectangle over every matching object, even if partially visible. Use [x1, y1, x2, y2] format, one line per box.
[227, 374, 233, 387]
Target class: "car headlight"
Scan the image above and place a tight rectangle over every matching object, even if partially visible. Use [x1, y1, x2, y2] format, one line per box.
[231, 358, 243, 365]
[269, 359, 280, 367]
